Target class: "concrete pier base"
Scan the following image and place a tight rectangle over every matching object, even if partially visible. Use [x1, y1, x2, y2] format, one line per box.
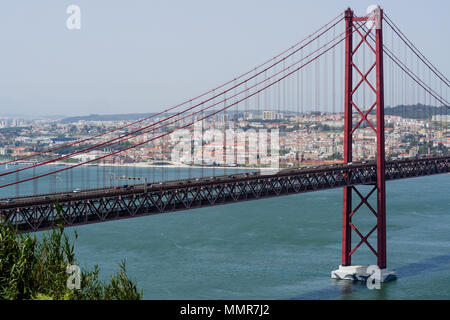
[331, 265, 397, 282]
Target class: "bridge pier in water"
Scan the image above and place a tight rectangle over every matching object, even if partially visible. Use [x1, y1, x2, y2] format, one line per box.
[331, 6, 396, 283]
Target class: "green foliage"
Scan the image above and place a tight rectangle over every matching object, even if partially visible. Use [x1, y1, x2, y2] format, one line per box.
[324, 152, 343, 160]
[0, 221, 142, 300]
[0, 127, 31, 135]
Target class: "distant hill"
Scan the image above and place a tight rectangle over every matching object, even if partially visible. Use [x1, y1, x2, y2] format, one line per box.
[380, 104, 448, 119]
[60, 104, 448, 124]
[61, 113, 155, 123]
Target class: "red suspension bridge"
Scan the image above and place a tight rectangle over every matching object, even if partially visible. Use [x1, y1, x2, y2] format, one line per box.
[0, 7, 449, 280]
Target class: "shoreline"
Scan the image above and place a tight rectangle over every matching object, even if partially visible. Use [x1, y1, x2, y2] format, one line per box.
[3, 159, 343, 171]
[17, 161, 290, 171]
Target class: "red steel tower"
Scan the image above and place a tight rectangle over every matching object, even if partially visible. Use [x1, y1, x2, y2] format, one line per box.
[333, 6, 395, 282]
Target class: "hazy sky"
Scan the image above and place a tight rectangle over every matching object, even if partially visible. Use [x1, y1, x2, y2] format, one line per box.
[0, 0, 449, 116]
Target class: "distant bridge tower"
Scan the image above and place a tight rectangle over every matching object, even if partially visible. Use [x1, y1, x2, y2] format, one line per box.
[332, 6, 396, 282]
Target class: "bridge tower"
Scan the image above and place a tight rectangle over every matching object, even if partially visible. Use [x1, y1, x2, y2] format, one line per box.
[332, 6, 396, 282]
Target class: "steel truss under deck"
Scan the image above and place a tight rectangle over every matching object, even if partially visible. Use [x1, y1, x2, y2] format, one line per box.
[1, 156, 448, 233]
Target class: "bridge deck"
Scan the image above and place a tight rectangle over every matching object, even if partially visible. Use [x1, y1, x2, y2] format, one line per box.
[1, 156, 449, 233]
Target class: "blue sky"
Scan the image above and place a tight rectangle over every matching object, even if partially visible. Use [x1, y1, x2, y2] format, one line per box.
[0, 0, 448, 116]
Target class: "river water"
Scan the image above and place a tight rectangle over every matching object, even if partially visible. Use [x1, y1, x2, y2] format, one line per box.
[3, 165, 450, 299]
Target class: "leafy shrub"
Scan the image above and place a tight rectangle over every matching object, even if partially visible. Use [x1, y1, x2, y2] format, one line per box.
[0, 221, 142, 300]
